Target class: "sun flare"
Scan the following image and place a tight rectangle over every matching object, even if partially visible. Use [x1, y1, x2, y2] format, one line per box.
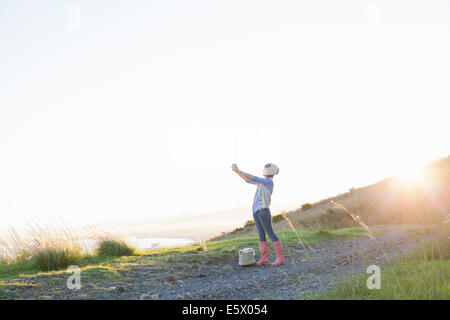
[396, 165, 426, 184]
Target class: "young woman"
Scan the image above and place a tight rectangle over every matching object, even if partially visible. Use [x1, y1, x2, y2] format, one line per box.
[231, 163, 284, 267]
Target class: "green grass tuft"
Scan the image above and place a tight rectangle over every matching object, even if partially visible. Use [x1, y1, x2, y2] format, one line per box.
[196, 240, 208, 252]
[95, 239, 135, 257]
[33, 246, 82, 271]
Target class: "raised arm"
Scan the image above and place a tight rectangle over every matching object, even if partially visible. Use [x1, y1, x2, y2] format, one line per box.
[232, 164, 273, 186]
[231, 164, 253, 181]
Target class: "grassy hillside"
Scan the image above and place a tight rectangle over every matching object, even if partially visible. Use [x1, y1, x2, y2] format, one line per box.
[214, 156, 449, 241]
[318, 223, 450, 300]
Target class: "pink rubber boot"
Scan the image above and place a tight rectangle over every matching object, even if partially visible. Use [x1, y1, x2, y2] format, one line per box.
[256, 241, 269, 266]
[271, 240, 285, 267]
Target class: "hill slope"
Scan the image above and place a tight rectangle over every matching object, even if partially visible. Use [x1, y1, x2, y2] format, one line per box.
[214, 155, 449, 241]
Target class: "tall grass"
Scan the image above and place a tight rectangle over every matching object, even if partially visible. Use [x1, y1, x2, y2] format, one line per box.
[0, 223, 136, 272]
[0, 222, 86, 271]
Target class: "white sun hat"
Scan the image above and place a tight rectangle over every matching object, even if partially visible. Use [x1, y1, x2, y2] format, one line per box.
[263, 163, 279, 176]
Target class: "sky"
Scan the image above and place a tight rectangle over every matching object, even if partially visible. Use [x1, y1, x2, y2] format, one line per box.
[1, 0, 449, 227]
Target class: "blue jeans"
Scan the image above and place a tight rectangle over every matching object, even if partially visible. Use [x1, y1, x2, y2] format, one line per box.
[253, 208, 279, 242]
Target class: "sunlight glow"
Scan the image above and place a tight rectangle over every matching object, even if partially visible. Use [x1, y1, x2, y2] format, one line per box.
[395, 165, 426, 184]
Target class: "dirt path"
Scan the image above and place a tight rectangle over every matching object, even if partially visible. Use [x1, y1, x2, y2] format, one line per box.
[138, 227, 430, 300]
[0, 227, 432, 300]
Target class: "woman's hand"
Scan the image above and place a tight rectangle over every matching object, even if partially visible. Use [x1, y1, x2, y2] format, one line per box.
[231, 164, 253, 181]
